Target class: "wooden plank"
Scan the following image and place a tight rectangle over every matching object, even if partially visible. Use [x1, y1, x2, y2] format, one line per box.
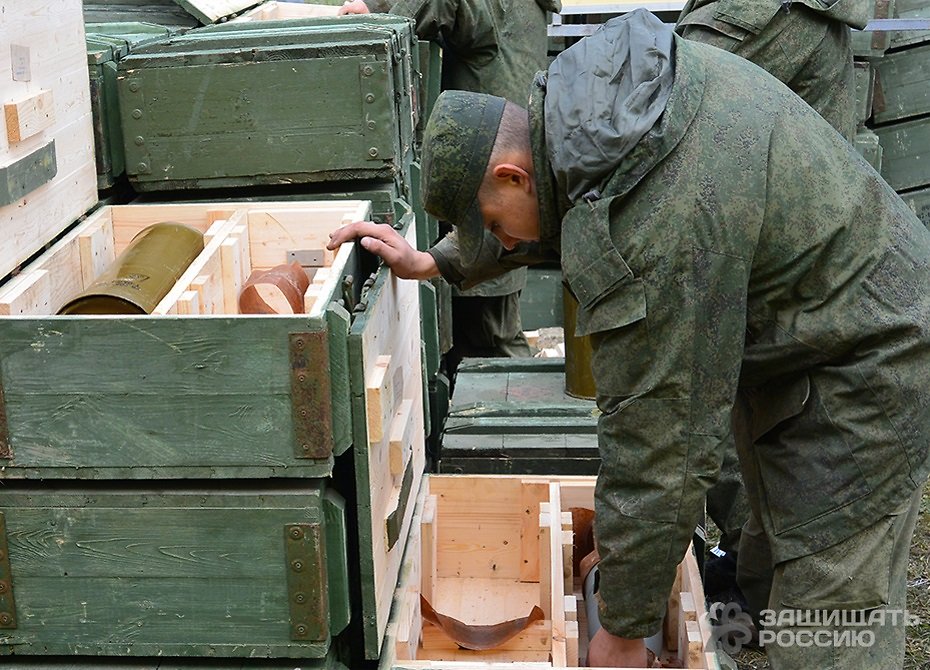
[539, 504, 552, 621]
[664, 564, 683, 653]
[421, 495, 438, 605]
[519, 481, 550, 582]
[77, 214, 116, 288]
[151, 220, 232, 315]
[0, 0, 97, 277]
[175, 289, 201, 315]
[0, 484, 333, 658]
[4, 89, 54, 143]
[0, 270, 51, 316]
[366, 355, 393, 444]
[548, 483, 567, 667]
[389, 398, 415, 476]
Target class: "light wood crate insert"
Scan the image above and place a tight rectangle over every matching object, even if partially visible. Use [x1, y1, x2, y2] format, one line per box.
[0, 201, 370, 318]
[386, 475, 719, 670]
[234, 1, 341, 21]
[359, 221, 427, 648]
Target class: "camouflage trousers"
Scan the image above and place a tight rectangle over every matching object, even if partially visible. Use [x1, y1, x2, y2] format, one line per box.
[447, 291, 531, 373]
[736, 486, 922, 669]
[677, 1, 856, 141]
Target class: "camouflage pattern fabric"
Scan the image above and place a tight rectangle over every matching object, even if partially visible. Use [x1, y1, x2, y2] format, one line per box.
[545, 19, 930, 644]
[366, 0, 557, 304]
[677, 0, 867, 141]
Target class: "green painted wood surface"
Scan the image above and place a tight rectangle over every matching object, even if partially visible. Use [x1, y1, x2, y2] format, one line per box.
[891, 0, 930, 49]
[900, 184, 930, 226]
[4, 658, 348, 669]
[326, 304, 353, 458]
[439, 357, 599, 475]
[874, 41, 930, 123]
[854, 127, 884, 170]
[875, 115, 930, 190]
[0, 481, 345, 658]
[83, 1, 201, 28]
[0, 141, 57, 207]
[0, 316, 333, 477]
[852, 0, 895, 58]
[519, 266, 564, 330]
[133, 181, 407, 225]
[854, 60, 875, 125]
[118, 18, 418, 192]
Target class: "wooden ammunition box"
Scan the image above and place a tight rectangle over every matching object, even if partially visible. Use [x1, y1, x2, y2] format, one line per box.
[900, 184, 930, 226]
[854, 60, 876, 126]
[873, 41, 930, 124]
[380, 475, 719, 669]
[86, 23, 178, 189]
[874, 115, 930, 191]
[890, 0, 930, 49]
[0, 200, 426, 661]
[116, 16, 419, 198]
[440, 359, 599, 476]
[1, 0, 98, 281]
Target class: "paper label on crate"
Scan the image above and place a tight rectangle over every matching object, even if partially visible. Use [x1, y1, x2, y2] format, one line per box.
[10, 45, 30, 82]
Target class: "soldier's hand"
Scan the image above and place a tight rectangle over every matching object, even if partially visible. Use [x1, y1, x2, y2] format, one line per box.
[586, 629, 648, 668]
[328, 222, 440, 280]
[338, 0, 370, 14]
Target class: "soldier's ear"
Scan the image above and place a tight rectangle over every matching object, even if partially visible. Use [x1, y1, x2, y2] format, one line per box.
[491, 163, 532, 192]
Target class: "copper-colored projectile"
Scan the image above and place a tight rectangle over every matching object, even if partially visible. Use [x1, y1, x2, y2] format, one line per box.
[238, 261, 310, 314]
[419, 595, 545, 651]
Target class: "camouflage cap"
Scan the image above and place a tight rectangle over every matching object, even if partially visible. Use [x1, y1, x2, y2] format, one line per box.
[422, 90, 506, 265]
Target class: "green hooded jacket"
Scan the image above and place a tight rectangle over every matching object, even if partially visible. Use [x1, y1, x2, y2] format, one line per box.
[367, 0, 560, 297]
[432, 9, 930, 638]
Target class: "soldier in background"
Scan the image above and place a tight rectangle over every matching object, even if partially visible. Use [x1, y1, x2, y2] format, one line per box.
[340, 0, 561, 373]
[329, 10, 930, 668]
[675, 0, 870, 610]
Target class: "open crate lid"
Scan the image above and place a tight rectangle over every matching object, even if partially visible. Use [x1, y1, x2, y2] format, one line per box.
[173, 0, 262, 24]
[83, 0, 262, 27]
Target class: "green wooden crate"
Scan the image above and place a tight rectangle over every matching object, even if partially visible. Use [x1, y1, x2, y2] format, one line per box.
[86, 24, 177, 190]
[875, 115, 930, 190]
[519, 266, 564, 331]
[439, 358, 600, 476]
[83, 0, 260, 27]
[873, 41, 930, 123]
[852, 0, 896, 59]
[891, 0, 930, 49]
[0, 201, 375, 479]
[0, 482, 350, 658]
[116, 17, 419, 197]
[0, 200, 428, 662]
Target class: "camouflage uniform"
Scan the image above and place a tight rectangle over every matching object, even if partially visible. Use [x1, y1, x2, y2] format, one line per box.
[421, 11, 930, 667]
[677, 0, 869, 142]
[365, 0, 560, 364]
[676, 0, 871, 563]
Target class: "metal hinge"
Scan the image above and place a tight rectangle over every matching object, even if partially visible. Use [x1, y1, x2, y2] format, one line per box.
[289, 332, 334, 460]
[0, 513, 16, 629]
[285, 523, 327, 642]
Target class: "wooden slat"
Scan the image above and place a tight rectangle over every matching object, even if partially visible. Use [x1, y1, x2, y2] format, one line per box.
[0, 269, 51, 315]
[421, 495, 438, 605]
[519, 481, 550, 583]
[5, 89, 54, 143]
[366, 355, 393, 444]
[389, 398, 415, 476]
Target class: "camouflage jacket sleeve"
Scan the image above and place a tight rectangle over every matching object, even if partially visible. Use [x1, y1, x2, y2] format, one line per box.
[365, 0, 497, 49]
[428, 232, 553, 290]
[560, 192, 746, 638]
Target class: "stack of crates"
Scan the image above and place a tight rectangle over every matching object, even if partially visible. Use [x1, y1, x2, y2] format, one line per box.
[871, 1, 930, 223]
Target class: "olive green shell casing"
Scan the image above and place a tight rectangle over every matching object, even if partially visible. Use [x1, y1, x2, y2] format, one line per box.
[58, 222, 204, 315]
[562, 283, 596, 400]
